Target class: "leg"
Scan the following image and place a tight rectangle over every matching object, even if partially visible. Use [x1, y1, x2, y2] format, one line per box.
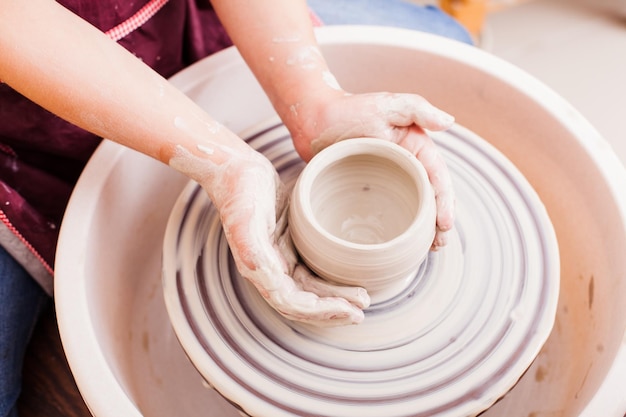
[0, 246, 49, 417]
[307, 0, 474, 45]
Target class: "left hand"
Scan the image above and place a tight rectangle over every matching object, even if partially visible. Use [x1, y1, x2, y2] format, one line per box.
[287, 92, 456, 249]
[190, 144, 371, 326]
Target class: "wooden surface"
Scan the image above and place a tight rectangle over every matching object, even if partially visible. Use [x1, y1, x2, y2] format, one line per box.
[17, 303, 92, 417]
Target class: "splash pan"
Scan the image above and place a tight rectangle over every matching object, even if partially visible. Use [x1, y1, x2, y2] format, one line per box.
[55, 26, 626, 417]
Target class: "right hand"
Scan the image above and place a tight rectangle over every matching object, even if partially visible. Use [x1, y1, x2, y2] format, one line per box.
[287, 92, 456, 249]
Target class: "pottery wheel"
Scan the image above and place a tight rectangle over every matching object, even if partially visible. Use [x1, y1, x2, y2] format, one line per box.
[162, 119, 560, 417]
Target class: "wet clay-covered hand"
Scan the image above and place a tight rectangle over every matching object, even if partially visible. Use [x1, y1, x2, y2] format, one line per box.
[170, 142, 370, 326]
[289, 92, 456, 249]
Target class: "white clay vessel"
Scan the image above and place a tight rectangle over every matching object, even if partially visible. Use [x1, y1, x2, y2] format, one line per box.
[289, 138, 436, 296]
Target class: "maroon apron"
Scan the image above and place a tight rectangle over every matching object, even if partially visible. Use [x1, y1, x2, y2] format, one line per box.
[0, 0, 232, 293]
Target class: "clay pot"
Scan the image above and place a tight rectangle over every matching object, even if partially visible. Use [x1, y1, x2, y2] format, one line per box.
[289, 138, 436, 296]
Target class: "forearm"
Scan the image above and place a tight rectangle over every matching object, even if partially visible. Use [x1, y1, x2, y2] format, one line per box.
[0, 0, 250, 169]
[211, 0, 344, 159]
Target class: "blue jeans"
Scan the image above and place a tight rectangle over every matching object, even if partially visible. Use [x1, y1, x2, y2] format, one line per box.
[0, 246, 49, 417]
[308, 0, 474, 45]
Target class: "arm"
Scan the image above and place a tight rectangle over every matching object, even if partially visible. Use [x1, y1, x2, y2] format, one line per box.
[0, 0, 249, 164]
[210, 0, 337, 160]
[0, 0, 368, 325]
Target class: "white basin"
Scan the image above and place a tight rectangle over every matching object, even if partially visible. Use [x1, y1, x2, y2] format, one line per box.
[55, 26, 626, 417]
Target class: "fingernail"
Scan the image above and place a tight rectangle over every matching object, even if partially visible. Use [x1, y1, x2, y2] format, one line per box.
[351, 309, 365, 325]
[357, 288, 371, 309]
[433, 230, 449, 248]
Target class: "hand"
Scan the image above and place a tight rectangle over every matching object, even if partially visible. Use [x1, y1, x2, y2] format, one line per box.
[288, 92, 456, 248]
[197, 145, 370, 326]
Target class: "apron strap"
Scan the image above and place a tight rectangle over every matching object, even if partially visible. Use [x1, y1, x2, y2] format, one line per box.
[105, 0, 170, 41]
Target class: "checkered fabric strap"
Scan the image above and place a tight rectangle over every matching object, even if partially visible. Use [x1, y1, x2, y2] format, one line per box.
[309, 9, 323, 26]
[105, 0, 170, 41]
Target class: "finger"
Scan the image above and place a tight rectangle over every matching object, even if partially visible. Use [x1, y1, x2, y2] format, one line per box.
[233, 224, 366, 326]
[381, 94, 455, 132]
[431, 228, 449, 250]
[399, 128, 455, 238]
[275, 224, 297, 275]
[293, 265, 371, 309]
[274, 175, 290, 228]
[268, 283, 366, 327]
[430, 156, 455, 235]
